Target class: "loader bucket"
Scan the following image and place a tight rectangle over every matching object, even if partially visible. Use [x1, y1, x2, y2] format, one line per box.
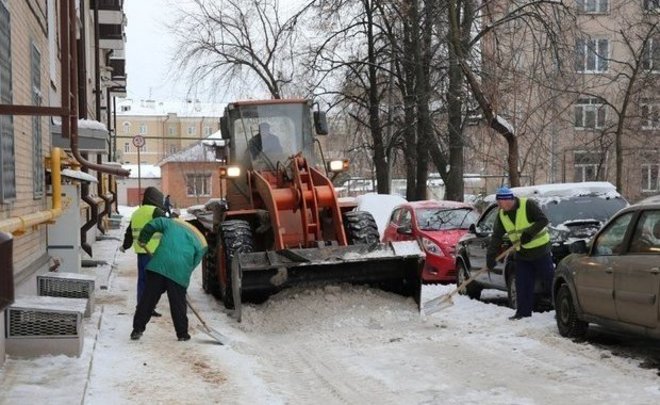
[233, 241, 425, 311]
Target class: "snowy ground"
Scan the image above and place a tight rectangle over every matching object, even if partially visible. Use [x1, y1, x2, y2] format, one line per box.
[2, 208, 660, 404]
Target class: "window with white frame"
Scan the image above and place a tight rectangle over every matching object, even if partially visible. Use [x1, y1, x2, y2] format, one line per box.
[575, 97, 607, 129]
[168, 126, 175, 136]
[186, 173, 212, 196]
[124, 143, 130, 153]
[576, 38, 609, 73]
[168, 144, 177, 154]
[203, 126, 212, 136]
[139, 123, 147, 135]
[643, 36, 660, 72]
[123, 122, 130, 134]
[641, 101, 660, 129]
[643, 0, 660, 12]
[574, 150, 607, 182]
[641, 163, 659, 192]
[187, 126, 196, 135]
[139, 144, 147, 153]
[577, 0, 608, 13]
[31, 43, 44, 198]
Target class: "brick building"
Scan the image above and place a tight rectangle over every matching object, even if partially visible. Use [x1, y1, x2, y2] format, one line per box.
[0, 0, 127, 364]
[468, 0, 659, 202]
[115, 98, 223, 165]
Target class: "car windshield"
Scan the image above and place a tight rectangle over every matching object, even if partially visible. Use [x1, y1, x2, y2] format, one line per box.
[539, 196, 627, 226]
[416, 207, 478, 231]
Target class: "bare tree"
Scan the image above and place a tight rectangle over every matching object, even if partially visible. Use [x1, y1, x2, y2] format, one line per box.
[171, 0, 314, 99]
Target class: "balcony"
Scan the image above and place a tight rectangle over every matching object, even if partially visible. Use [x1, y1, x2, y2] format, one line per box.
[91, 0, 122, 10]
[99, 23, 125, 50]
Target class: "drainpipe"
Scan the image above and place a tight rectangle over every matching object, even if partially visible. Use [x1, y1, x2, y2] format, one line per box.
[97, 154, 112, 234]
[80, 152, 99, 256]
[61, 0, 127, 178]
[78, 0, 87, 118]
[0, 148, 63, 234]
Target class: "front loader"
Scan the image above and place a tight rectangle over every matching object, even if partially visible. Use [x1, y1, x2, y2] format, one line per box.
[193, 99, 424, 320]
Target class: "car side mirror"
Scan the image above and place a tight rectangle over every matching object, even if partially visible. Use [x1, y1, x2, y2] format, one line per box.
[569, 240, 588, 254]
[314, 111, 329, 135]
[220, 116, 229, 139]
[397, 226, 413, 235]
[469, 223, 477, 234]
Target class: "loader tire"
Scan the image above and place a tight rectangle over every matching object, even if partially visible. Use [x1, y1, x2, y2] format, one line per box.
[202, 233, 221, 298]
[219, 220, 254, 310]
[343, 211, 380, 245]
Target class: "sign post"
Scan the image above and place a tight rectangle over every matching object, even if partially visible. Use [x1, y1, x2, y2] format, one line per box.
[132, 135, 145, 203]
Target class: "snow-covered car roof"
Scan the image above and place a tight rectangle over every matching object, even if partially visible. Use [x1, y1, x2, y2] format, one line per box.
[484, 181, 621, 203]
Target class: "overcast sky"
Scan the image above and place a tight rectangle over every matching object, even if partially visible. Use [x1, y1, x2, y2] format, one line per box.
[124, 0, 186, 101]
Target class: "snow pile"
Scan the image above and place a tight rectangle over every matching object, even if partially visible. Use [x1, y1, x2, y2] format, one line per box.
[121, 164, 161, 179]
[78, 119, 108, 132]
[355, 193, 407, 238]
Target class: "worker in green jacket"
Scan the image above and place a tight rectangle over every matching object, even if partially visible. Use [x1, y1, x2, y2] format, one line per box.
[131, 217, 208, 341]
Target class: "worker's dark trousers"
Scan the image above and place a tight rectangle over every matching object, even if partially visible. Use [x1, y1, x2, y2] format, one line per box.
[133, 270, 189, 338]
[514, 254, 554, 317]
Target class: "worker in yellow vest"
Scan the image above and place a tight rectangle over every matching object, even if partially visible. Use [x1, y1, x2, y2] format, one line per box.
[121, 186, 166, 317]
[486, 186, 553, 320]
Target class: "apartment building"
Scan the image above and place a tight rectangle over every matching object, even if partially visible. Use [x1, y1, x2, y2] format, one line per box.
[0, 0, 127, 364]
[469, 0, 659, 201]
[115, 98, 223, 165]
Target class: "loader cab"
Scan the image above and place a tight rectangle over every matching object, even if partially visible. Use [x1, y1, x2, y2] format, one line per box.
[222, 100, 323, 171]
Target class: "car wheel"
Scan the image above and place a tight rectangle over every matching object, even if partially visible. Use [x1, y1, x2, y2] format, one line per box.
[507, 270, 517, 310]
[457, 260, 482, 300]
[555, 284, 588, 339]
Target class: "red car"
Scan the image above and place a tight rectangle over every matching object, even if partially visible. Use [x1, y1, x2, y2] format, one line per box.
[383, 200, 479, 283]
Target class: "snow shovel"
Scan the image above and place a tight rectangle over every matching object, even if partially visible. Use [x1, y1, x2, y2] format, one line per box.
[141, 245, 228, 345]
[422, 245, 517, 317]
[186, 296, 228, 345]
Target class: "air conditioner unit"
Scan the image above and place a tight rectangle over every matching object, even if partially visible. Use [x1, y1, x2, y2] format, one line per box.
[5, 296, 87, 358]
[37, 272, 95, 317]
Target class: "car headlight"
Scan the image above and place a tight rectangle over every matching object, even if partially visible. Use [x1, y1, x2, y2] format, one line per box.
[549, 226, 570, 243]
[220, 166, 241, 178]
[421, 237, 444, 257]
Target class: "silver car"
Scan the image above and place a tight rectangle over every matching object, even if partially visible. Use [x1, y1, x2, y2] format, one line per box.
[553, 195, 660, 339]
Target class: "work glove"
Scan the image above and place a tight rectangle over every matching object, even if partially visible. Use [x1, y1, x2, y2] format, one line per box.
[486, 255, 496, 271]
[119, 246, 126, 253]
[520, 231, 533, 245]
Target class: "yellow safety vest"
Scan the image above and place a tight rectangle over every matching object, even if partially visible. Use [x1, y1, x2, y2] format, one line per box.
[131, 205, 162, 254]
[499, 197, 550, 251]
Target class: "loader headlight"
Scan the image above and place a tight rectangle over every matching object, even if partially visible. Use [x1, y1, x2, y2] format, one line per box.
[421, 237, 444, 257]
[328, 159, 349, 173]
[219, 166, 241, 178]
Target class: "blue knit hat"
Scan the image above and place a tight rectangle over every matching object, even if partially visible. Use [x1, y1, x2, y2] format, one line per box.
[495, 186, 514, 200]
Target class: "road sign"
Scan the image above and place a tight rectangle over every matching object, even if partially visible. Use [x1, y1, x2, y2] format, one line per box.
[132, 135, 145, 148]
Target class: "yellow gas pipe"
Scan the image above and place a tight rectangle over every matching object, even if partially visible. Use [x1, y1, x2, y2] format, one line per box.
[0, 148, 63, 235]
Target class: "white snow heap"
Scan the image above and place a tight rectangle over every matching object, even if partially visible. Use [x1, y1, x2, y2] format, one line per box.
[485, 181, 621, 203]
[78, 119, 108, 131]
[355, 193, 407, 238]
[120, 164, 161, 179]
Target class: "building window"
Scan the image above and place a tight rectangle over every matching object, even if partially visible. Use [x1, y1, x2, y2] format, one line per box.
[186, 173, 212, 196]
[576, 38, 609, 73]
[203, 126, 212, 136]
[187, 126, 196, 135]
[139, 123, 147, 135]
[641, 101, 660, 129]
[0, 2, 16, 202]
[168, 144, 177, 154]
[644, 0, 660, 12]
[168, 126, 175, 136]
[641, 163, 660, 192]
[47, 0, 57, 85]
[121, 105, 131, 112]
[123, 122, 130, 134]
[575, 97, 607, 129]
[124, 142, 130, 153]
[642, 36, 660, 72]
[577, 0, 608, 14]
[574, 151, 607, 182]
[139, 144, 147, 153]
[31, 43, 44, 198]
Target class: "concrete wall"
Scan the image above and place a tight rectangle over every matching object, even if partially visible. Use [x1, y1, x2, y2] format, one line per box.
[116, 178, 162, 206]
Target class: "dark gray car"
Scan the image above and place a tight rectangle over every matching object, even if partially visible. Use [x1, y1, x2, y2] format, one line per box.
[455, 182, 627, 309]
[553, 195, 660, 339]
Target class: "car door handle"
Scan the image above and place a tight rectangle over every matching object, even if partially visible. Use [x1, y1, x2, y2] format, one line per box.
[651, 267, 660, 275]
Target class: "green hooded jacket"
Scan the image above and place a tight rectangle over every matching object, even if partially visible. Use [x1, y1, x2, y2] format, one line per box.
[138, 217, 208, 288]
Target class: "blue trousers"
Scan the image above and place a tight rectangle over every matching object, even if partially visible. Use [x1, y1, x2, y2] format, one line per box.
[137, 253, 151, 303]
[515, 254, 554, 316]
